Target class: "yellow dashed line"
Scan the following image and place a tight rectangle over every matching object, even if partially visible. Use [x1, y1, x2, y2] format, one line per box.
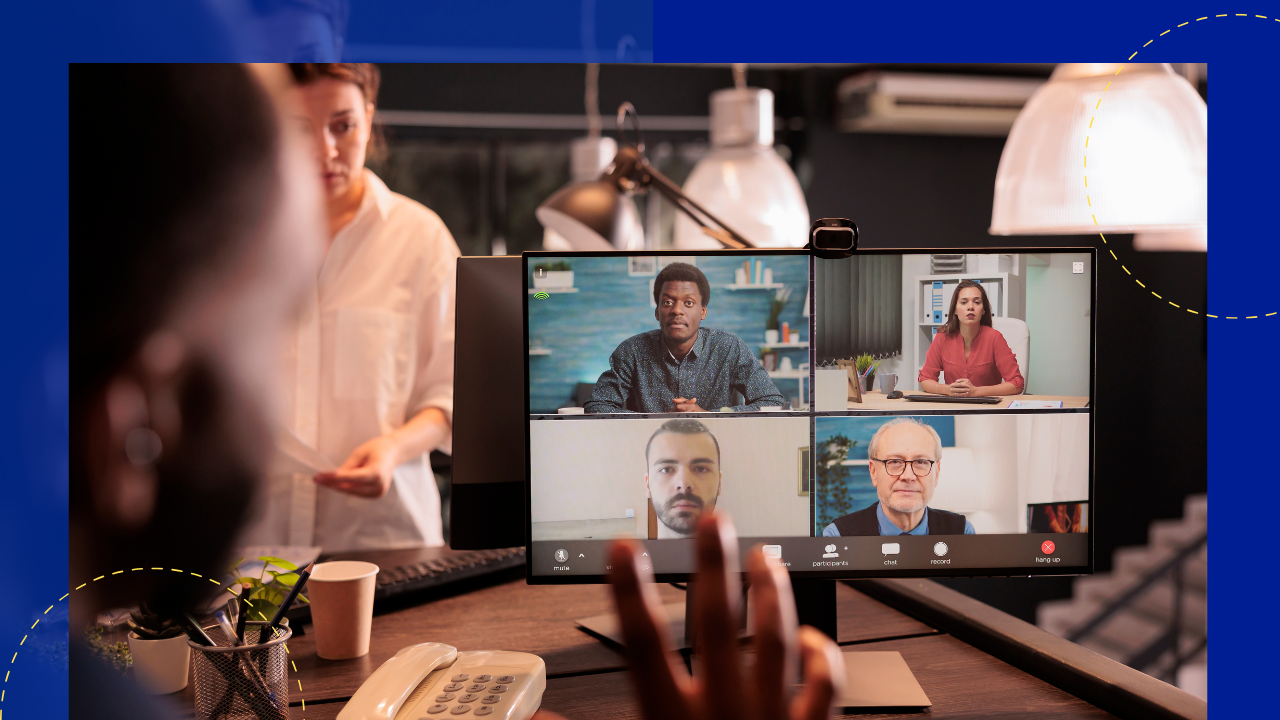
[292, 661, 298, 672]
[92, 576, 104, 581]
[1188, 309, 1200, 315]
[1144, 39, 1154, 46]
[74, 583, 86, 590]
[1091, 214, 1097, 225]
[191, 572, 203, 577]
[44, 606, 53, 615]
[171, 568, 182, 573]
[1160, 29, 1170, 35]
[151, 567, 163, 571]
[57, 594, 68, 602]
[298, 680, 303, 692]
[1227, 316, 1239, 319]
[1197, 17, 1208, 21]
[1095, 98, 1101, 109]
[29, 620, 38, 630]
[1136, 280, 1146, 288]
[1170, 302, 1181, 308]
[9, 654, 15, 664]
[17, 638, 23, 647]
[1109, 249, 1117, 260]
[1127, 51, 1138, 60]
[1248, 315, 1258, 319]
[209, 578, 220, 584]
[1178, 22, 1188, 27]
[1152, 292, 1163, 299]
[1122, 266, 1130, 275]
[132, 568, 143, 571]
[111, 570, 123, 575]
[1267, 312, 1278, 317]
[1087, 195, 1091, 207]
[1207, 314, 1218, 318]
[1104, 80, 1112, 91]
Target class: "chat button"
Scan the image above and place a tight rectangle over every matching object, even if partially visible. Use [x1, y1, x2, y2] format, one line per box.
[763, 545, 782, 559]
[881, 542, 900, 556]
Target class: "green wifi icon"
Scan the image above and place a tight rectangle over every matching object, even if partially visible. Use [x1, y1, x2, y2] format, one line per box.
[533, 291, 550, 300]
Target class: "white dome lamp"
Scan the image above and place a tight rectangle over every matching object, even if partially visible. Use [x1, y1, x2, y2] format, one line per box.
[674, 65, 809, 249]
[990, 63, 1206, 251]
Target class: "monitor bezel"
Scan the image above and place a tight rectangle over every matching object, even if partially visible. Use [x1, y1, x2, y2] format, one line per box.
[523, 247, 1096, 584]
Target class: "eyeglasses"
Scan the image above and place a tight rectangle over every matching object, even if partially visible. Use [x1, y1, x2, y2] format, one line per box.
[871, 458, 937, 476]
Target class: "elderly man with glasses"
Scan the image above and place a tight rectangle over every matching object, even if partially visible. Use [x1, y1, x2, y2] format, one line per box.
[822, 417, 975, 537]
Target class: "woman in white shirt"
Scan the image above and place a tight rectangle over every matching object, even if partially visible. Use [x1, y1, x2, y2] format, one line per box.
[245, 63, 459, 552]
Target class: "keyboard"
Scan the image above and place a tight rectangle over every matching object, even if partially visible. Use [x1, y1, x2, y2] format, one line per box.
[285, 546, 526, 623]
[903, 394, 1001, 404]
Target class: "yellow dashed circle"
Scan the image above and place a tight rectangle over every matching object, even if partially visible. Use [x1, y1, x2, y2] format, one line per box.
[5, 568, 309, 719]
[1095, 13, 1275, 318]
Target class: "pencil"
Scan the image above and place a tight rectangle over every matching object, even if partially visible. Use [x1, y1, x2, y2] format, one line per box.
[234, 582, 251, 645]
[266, 561, 314, 632]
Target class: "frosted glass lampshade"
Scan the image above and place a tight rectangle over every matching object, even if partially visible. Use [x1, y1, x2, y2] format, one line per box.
[990, 63, 1206, 236]
[675, 88, 809, 249]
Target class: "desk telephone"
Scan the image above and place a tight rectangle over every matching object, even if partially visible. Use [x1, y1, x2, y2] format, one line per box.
[337, 643, 546, 720]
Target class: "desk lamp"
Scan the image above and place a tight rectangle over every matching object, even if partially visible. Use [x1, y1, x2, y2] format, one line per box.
[536, 103, 757, 250]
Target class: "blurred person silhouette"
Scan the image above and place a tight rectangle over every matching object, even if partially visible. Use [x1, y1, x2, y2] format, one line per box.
[69, 63, 323, 719]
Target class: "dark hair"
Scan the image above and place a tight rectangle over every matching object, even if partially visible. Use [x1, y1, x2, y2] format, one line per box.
[645, 419, 720, 465]
[653, 262, 711, 307]
[289, 62, 386, 163]
[942, 279, 993, 336]
[71, 64, 282, 408]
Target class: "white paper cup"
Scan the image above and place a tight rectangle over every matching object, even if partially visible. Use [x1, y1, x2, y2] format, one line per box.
[307, 561, 379, 659]
[128, 632, 191, 694]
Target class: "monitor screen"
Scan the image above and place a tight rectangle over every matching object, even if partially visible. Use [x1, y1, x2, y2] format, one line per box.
[525, 249, 1094, 582]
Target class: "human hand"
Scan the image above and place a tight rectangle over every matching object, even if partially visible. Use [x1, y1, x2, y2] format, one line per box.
[673, 397, 706, 412]
[608, 514, 845, 720]
[947, 379, 974, 396]
[1046, 505, 1070, 534]
[313, 435, 399, 498]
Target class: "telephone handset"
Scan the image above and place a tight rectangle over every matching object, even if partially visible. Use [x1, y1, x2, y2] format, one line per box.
[337, 643, 546, 720]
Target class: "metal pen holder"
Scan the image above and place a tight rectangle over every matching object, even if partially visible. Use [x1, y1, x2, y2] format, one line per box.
[189, 621, 292, 720]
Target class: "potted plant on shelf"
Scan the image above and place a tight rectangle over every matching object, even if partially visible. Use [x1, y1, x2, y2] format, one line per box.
[854, 353, 882, 393]
[532, 260, 574, 290]
[126, 603, 190, 694]
[765, 286, 792, 344]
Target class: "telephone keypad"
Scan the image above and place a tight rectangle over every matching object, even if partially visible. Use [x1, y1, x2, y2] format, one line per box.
[449, 705, 471, 715]
[481, 694, 501, 704]
[451, 673, 471, 682]
[474, 708, 494, 717]
[435, 693, 456, 702]
[443, 683, 465, 692]
[473, 674, 493, 683]
[489, 685, 509, 693]
[495, 675, 515, 684]
[425, 704, 449, 715]
[459, 693, 480, 703]
[467, 683, 486, 693]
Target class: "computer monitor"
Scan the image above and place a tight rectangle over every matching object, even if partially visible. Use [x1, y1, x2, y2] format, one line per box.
[451, 255, 527, 550]
[524, 249, 1095, 584]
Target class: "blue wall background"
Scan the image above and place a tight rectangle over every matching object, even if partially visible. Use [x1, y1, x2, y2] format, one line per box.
[813, 415, 955, 534]
[528, 254, 808, 412]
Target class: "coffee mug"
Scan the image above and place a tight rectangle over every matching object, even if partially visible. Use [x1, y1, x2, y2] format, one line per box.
[879, 373, 898, 394]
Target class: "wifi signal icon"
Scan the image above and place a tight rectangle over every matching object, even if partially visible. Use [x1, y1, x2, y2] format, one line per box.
[533, 291, 550, 300]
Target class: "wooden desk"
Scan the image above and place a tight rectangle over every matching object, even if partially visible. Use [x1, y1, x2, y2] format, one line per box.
[851, 390, 1089, 411]
[193, 574, 1203, 720]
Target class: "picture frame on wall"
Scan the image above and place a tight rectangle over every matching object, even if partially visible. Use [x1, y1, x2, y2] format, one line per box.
[762, 351, 778, 372]
[628, 256, 657, 276]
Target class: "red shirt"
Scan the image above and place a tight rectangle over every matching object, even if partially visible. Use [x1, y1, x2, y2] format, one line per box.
[918, 325, 1024, 390]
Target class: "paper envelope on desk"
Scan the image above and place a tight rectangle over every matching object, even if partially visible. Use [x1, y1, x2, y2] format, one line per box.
[270, 426, 338, 475]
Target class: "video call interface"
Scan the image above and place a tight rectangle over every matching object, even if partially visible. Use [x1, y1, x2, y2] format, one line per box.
[525, 250, 1094, 580]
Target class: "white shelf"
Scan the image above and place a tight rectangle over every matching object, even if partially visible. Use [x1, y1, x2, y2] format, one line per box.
[768, 370, 808, 379]
[529, 287, 579, 294]
[760, 341, 808, 348]
[529, 348, 552, 356]
[723, 283, 785, 291]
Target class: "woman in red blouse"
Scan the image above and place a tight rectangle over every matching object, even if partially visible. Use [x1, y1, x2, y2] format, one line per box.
[918, 280, 1024, 397]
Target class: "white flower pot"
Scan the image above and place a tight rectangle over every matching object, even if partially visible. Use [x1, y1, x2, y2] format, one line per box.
[128, 632, 191, 694]
[765, 329, 780, 344]
[533, 270, 574, 289]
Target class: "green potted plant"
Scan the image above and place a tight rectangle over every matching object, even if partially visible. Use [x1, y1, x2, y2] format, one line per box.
[765, 287, 792, 344]
[854, 353, 882, 392]
[228, 556, 310, 627]
[532, 260, 574, 290]
[125, 603, 190, 694]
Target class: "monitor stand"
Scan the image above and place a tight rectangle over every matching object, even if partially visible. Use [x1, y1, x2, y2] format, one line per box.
[575, 578, 931, 711]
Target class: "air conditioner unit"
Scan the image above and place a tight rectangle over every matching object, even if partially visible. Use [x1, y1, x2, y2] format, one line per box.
[837, 72, 1045, 137]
